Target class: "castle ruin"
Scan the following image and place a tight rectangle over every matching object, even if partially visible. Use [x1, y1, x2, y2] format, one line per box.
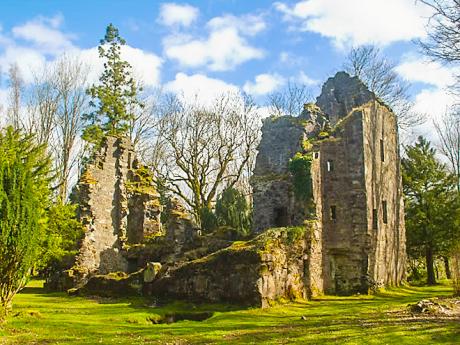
[59, 72, 406, 306]
[252, 72, 406, 294]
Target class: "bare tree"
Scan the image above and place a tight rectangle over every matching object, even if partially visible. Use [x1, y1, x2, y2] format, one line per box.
[128, 85, 163, 160]
[344, 45, 425, 131]
[418, 0, 460, 93]
[24, 56, 89, 201]
[418, 0, 460, 64]
[156, 92, 260, 226]
[26, 68, 59, 145]
[267, 82, 313, 117]
[52, 56, 89, 201]
[434, 108, 460, 191]
[6, 64, 23, 130]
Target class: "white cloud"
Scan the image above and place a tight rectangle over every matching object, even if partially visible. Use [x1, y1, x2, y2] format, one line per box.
[395, 56, 458, 141]
[275, 0, 431, 49]
[411, 88, 457, 142]
[165, 72, 239, 105]
[280, 52, 290, 63]
[207, 14, 266, 37]
[243, 73, 285, 96]
[256, 105, 274, 118]
[297, 71, 318, 86]
[78, 46, 162, 87]
[158, 3, 199, 27]
[0, 88, 8, 116]
[0, 46, 47, 83]
[164, 14, 265, 71]
[396, 56, 458, 118]
[413, 88, 456, 121]
[396, 58, 458, 88]
[12, 14, 75, 55]
[0, 15, 162, 87]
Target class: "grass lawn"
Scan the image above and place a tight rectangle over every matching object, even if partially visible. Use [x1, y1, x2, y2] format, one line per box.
[0, 280, 458, 344]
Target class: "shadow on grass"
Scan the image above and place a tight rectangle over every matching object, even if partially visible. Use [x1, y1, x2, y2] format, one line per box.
[8, 280, 457, 345]
[19, 286, 49, 295]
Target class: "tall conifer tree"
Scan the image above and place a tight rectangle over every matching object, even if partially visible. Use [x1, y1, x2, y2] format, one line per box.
[83, 24, 142, 144]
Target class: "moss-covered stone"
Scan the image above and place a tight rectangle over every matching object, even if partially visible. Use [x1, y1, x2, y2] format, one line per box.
[147, 227, 308, 307]
[75, 270, 144, 297]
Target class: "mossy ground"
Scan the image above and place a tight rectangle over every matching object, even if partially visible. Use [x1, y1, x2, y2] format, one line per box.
[1, 280, 458, 344]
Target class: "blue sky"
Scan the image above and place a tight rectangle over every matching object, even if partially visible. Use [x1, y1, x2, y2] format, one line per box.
[0, 0, 458, 139]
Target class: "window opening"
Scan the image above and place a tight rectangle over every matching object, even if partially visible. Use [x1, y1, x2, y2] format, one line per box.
[330, 205, 337, 220]
[382, 200, 388, 224]
[380, 139, 385, 162]
[274, 207, 288, 227]
[372, 209, 378, 230]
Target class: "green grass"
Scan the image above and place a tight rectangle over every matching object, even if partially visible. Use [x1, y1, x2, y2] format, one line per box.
[0, 280, 458, 344]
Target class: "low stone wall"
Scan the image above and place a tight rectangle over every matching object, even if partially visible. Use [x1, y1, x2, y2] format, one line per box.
[146, 228, 308, 307]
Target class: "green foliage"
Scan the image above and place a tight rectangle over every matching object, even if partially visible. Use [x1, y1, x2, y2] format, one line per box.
[155, 177, 173, 225]
[402, 136, 460, 286]
[286, 226, 306, 244]
[38, 203, 84, 274]
[288, 152, 313, 201]
[215, 187, 252, 237]
[200, 206, 218, 233]
[82, 24, 143, 145]
[0, 127, 52, 319]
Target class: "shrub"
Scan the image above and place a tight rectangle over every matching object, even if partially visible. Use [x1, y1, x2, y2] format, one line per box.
[0, 127, 52, 319]
[215, 187, 252, 237]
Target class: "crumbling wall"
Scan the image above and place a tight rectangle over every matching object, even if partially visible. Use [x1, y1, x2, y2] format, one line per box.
[73, 136, 162, 281]
[251, 71, 406, 296]
[126, 164, 162, 243]
[74, 137, 131, 278]
[251, 111, 322, 233]
[316, 71, 374, 126]
[147, 227, 309, 307]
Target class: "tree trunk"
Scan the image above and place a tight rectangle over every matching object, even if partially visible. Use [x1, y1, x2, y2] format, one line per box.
[426, 246, 436, 285]
[443, 256, 452, 279]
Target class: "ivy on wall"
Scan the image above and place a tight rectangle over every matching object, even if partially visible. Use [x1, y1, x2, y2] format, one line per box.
[288, 152, 313, 201]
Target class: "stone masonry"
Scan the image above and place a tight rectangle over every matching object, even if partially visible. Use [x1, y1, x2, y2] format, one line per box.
[66, 72, 405, 306]
[73, 136, 162, 281]
[251, 71, 406, 295]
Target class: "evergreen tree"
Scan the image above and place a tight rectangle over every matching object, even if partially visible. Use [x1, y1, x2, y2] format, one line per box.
[402, 136, 458, 285]
[0, 127, 52, 319]
[83, 24, 142, 144]
[215, 187, 252, 237]
[38, 202, 84, 275]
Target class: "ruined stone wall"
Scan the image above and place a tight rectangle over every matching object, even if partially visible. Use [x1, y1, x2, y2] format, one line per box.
[251, 72, 406, 296]
[147, 228, 308, 307]
[75, 137, 131, 277]
[316, 72, 374, 126]
[74, 136, 161, 280]
[361, 101, 406, 288]
[251, 116, 318, 233]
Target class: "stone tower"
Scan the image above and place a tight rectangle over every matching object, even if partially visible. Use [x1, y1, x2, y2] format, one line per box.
[251, 72, 406, 294]
[73, 136, 162, 280]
